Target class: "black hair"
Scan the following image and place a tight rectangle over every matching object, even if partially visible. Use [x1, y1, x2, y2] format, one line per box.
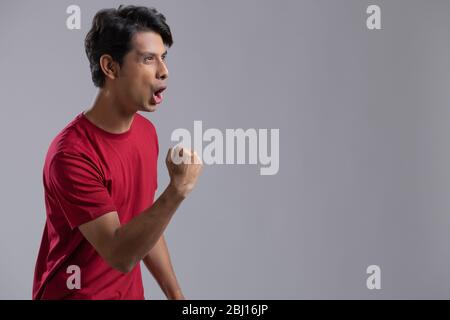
[85, 5, 173, 87]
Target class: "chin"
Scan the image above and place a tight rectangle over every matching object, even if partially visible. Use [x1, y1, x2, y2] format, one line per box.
[141, 103, 158, 112]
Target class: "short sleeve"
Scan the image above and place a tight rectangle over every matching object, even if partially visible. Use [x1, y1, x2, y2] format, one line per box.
[48, 151, 117, 230]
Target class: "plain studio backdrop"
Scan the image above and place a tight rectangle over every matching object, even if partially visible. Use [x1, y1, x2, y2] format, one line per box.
[1, 0, 450, 299]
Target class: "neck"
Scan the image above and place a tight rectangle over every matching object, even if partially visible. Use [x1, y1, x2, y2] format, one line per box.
[84, 88, 136, 134]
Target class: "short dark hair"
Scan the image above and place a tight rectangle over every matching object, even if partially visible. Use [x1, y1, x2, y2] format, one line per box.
[85, 5, 173, 87]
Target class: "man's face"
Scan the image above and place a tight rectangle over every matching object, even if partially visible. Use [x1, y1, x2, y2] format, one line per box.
[114, 31, 169, 113]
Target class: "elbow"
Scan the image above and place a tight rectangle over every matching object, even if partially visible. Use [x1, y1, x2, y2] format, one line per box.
[106, 254, 135, 274]
[115, 264, 134, 274]
[109, 258, 135, 274]
[107, 229, 135, 273]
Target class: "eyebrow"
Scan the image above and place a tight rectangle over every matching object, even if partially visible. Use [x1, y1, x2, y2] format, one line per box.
[139, 50, 168, 57]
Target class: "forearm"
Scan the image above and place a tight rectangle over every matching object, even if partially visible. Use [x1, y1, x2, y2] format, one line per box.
[143, 235, 184, 299]
[111, 185, 185, 273]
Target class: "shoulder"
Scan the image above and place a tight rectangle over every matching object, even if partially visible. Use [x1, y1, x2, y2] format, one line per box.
[45, 114, 98, 172]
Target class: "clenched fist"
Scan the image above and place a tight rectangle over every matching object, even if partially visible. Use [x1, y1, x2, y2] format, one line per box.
[166, 144, 203, 199]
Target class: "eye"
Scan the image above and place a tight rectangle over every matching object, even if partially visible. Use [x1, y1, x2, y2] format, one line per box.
[144, 56, 154, 62]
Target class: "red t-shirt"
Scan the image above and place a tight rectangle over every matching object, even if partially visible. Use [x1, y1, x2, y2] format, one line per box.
[33, 112, 159, 300]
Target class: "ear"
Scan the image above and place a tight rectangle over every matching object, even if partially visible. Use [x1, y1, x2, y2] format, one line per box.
[99, 54, 119, 82]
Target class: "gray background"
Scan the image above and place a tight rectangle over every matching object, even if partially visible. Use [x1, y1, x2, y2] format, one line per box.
[0, 0, 449, 299]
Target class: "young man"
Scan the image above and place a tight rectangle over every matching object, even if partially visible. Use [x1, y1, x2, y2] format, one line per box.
[32, 5, 202, 300]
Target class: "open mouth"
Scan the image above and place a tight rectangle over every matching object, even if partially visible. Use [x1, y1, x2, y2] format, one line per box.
[152, 86, 166, 105]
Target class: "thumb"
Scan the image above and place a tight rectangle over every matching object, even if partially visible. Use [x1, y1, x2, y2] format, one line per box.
[166, 147, 173, 164]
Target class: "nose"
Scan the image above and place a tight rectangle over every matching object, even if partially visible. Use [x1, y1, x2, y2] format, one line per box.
[156, 59, 169, 81]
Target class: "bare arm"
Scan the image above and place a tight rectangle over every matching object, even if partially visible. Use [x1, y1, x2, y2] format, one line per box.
[143, 234, 185, 299]
[78, 146, 202, 274]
